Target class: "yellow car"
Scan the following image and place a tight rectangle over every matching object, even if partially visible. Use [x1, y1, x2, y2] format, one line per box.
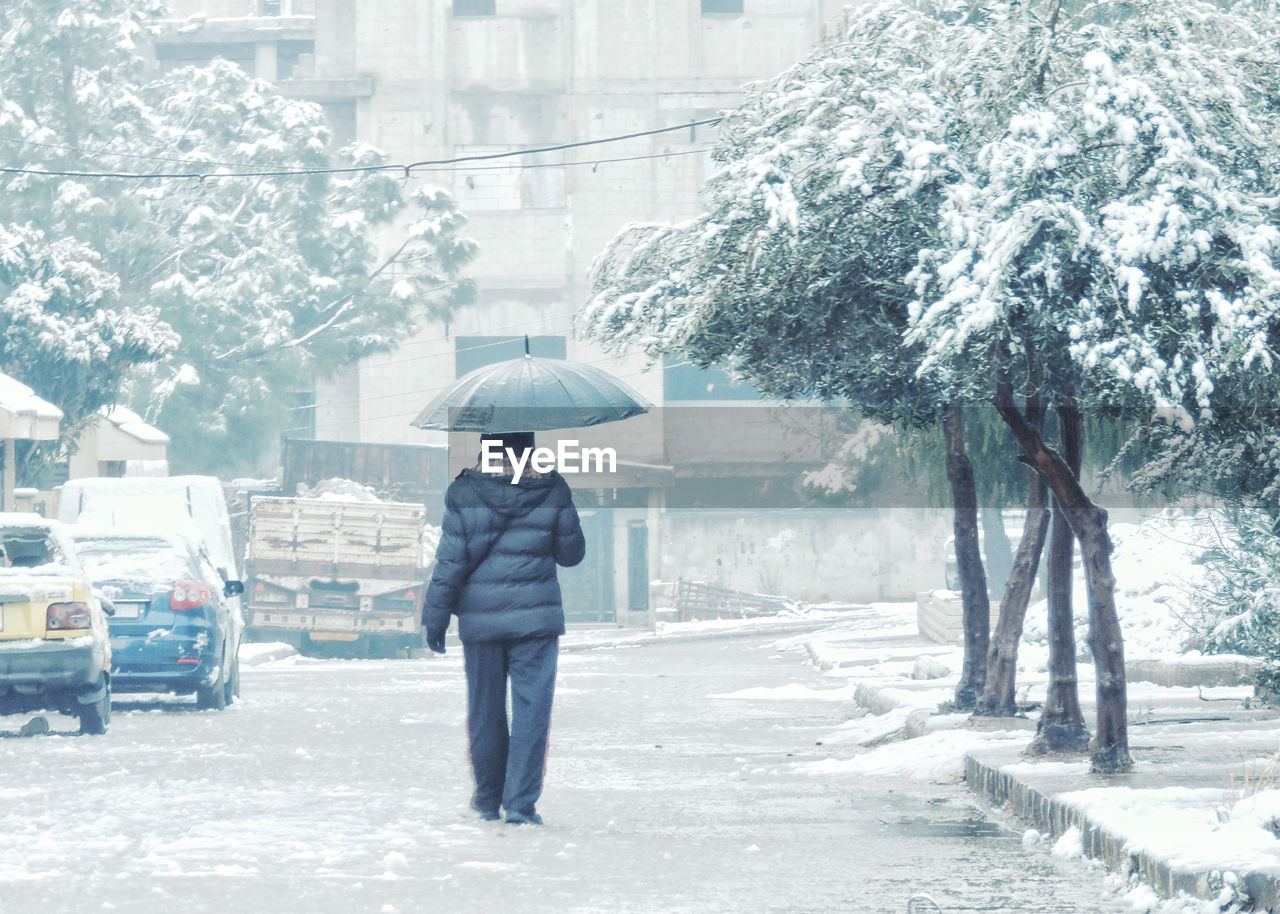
[0, 515, 112, 734]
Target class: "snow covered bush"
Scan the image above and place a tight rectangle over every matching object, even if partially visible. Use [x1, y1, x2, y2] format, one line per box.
[1189, 509, 1280, 689]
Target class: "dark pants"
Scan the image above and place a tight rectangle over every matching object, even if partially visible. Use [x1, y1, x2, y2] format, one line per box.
[463, 634, 558, 816]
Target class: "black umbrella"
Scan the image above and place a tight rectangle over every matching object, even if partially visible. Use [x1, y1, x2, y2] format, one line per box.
[411, 341, 651, 433]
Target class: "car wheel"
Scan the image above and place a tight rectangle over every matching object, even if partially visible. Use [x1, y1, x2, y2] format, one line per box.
[223, 656, 241, 705]
[196, 665, 229, 711]
[78, 679, 111, 735]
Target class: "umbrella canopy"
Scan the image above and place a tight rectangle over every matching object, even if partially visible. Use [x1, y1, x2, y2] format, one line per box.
[411, 353, 651, 433]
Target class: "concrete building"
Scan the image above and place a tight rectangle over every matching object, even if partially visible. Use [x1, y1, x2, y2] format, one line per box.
[67, 407, 171, 481]
[153, 1, 949, 623]
[0, 372, 62, 513]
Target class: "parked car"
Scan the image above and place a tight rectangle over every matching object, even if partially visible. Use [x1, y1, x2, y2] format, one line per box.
[58, 476, 241, 583]
[0, 515, 113, 734]
[69, 527, 244, 710]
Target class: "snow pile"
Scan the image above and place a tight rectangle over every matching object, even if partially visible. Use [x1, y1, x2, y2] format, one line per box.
[1229, 787, 1280, 840]
[1058, 784, 1280, 876]
[1052, 826, 1084, 859]
[712, 683, 854, 702]
[799, 728, 1027, 783]
[296, 478, 383, 502]
[422, 523, 442, 566]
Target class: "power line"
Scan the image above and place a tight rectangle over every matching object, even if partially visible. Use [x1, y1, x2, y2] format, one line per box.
[425, 147, 711, 173]
[0, 136, 714, 176]
[0, 118, 722, 181]
[222, 310, 582, 368]
[295, 346, 675, 418]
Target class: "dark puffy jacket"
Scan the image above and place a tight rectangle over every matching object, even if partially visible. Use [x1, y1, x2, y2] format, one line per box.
[423, 469, 585, 643]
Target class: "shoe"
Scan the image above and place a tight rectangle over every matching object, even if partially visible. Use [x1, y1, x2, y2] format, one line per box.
[470, 798, 501, 821]
[505, 809, 543, 826]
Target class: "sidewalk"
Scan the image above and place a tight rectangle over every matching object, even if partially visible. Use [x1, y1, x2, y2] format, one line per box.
[800, 604, 1280, 912]
[237, 601, 1280, 909]
[237, 603, 870, 666]
[559, 605, 871, 653]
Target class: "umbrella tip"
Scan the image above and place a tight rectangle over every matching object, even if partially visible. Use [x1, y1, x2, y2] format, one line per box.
[524, 334, 530, 356]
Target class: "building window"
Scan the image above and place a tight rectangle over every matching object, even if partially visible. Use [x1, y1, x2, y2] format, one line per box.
[701, 0, 743, 13]
[454, 146, 565, 211]
[521, 151, 566, 209]
[98, 460, 127, 478]
[454, 146, 521, 211]
[321, 102, 357, 149]
[456, 336, 566, 377]
[454, 0, 496, 15]
[259, 0, 282, 14]
[286, 391, 317, 439]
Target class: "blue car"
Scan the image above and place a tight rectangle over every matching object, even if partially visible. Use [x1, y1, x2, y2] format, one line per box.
[69, 528, 245, 710]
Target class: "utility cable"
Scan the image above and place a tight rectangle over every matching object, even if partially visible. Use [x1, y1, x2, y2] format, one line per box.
[0, 136, 713, 176]
[0, 117, 722, 181]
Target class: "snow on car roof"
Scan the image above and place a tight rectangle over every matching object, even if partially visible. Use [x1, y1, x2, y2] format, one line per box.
[57, 475, 238, 576]
[68, 524, 196, 547]
[0, 512, 60, 528]
[70, 528, 201, 589]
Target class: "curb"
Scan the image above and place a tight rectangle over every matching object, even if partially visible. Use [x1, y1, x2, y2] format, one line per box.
[1126, 655, 1261, 688]
[964, 751, 1280, 910]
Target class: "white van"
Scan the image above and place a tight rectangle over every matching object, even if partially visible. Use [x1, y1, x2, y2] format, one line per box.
[56, 476, 241, 583]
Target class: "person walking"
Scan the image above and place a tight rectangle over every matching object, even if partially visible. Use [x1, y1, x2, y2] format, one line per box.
[422, 431, 586, 826]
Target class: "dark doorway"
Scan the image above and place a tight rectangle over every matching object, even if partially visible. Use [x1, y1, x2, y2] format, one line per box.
[627, 521, 648, 613]
[559, 509, 614, 623]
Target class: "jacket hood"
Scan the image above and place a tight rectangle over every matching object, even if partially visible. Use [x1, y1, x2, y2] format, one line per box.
[459, 468, 559, 517]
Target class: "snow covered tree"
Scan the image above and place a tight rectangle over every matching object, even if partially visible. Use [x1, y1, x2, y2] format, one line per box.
[0, 224, 177, 457]
[0, 1, 476, 474]
[584, 0, 1280, 773]
[585, 203, 1002, 710]
[0, 1, 176, 478]
[118, 62, 476, 472]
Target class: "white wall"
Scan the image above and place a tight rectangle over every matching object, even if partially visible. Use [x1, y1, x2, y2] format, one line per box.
[659, 508, 953, 603]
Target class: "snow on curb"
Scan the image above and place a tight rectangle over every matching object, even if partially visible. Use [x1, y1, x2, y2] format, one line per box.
[801, 727, 1030, 783]
[1126, 655, 1261, 689]
[238, 642, 299, 666]
[965, 750, 1280, 910]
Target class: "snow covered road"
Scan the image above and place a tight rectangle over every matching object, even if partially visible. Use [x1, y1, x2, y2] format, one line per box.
[0, 635, 1133, 913]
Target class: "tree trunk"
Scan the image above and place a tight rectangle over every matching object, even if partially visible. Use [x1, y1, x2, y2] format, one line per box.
[974, 397, 1049, 718]
[1029, 408, 1090, 752]
[944, 403, 989, 710]
[994, 381, 1131, 773]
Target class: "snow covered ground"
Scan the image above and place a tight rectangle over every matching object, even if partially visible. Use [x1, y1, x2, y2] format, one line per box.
[783, 509, 1280, 913]
[0, 632, 1140, 914]
[1, 508, 1267, 912]
[544, 507, 1280, 912]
